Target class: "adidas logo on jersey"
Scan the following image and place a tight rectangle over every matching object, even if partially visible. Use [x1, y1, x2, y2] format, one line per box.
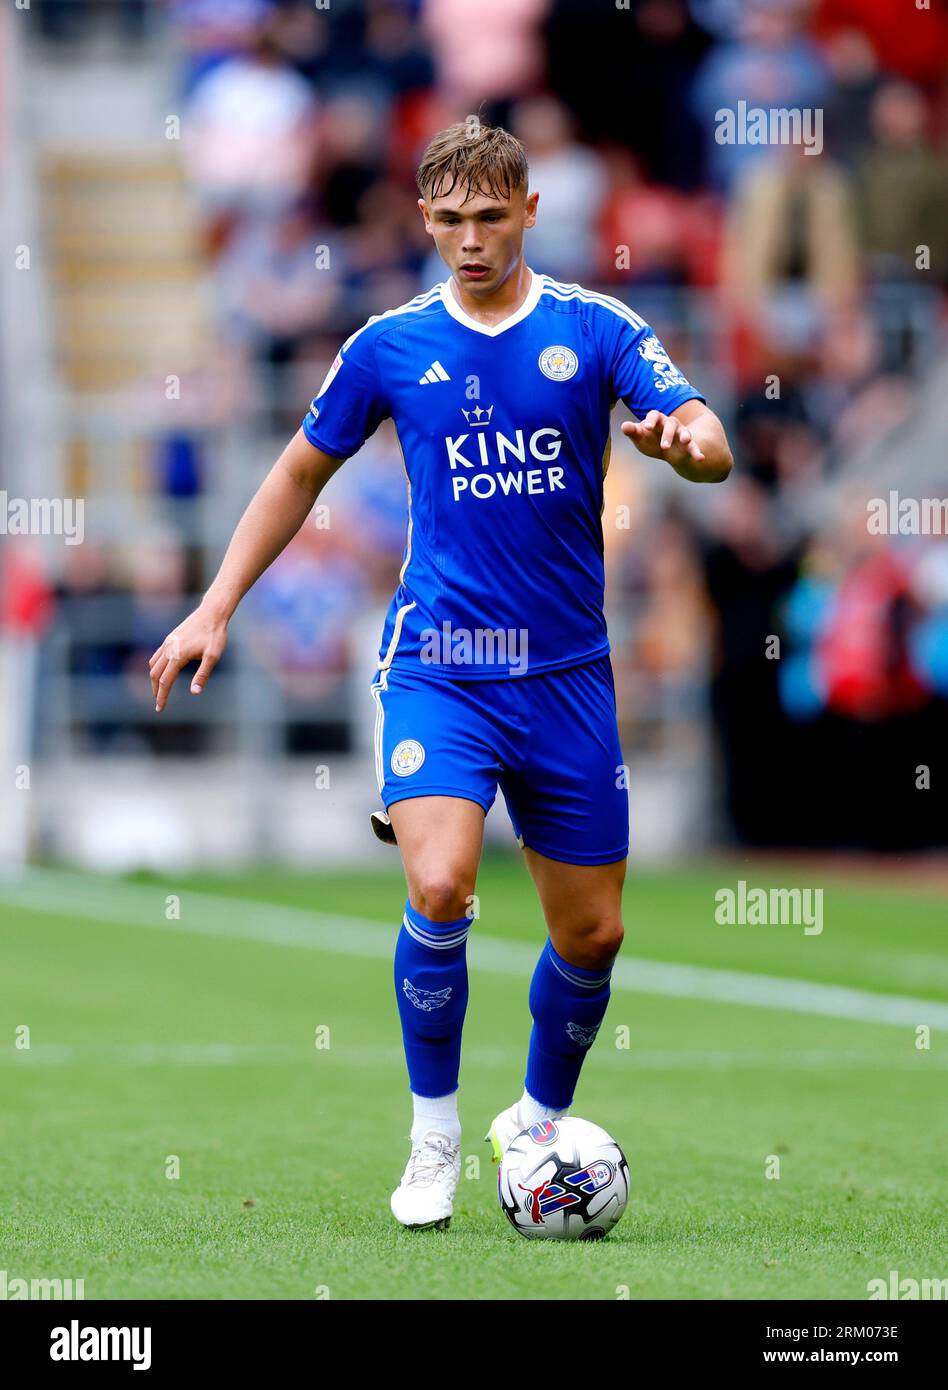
[418, 360, 450, 385]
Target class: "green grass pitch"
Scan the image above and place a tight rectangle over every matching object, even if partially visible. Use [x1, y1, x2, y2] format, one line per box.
[1, 858, 945, 1300]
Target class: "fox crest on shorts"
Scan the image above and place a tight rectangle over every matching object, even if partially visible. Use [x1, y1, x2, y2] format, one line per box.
[391, 739, 425, 776]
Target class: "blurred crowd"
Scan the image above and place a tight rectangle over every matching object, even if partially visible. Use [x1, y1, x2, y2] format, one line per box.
[41, 0, 948, 848]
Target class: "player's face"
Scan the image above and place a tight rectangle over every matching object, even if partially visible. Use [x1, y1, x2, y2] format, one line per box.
[418, 184, 538, 293]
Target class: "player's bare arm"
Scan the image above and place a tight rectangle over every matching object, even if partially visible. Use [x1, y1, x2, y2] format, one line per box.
[149, 430, 343, 711]
[621, 398, 733, 484]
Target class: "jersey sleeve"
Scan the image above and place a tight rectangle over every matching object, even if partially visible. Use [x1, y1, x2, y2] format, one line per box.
[604, 307, 705, 420]
[300, 324, 390, 460]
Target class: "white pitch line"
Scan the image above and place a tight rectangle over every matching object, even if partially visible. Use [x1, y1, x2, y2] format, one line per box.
[2, 867, 947, 1030]
[2, 1043, 295, 1066]
[2, 1043, 945, 1070]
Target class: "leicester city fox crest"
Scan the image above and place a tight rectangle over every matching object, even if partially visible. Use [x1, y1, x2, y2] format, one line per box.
[538, 344, 579, 381]
[566, 1020, 601, 1048]
[391, 739, 425, 777]
[402, 979, 453, 1012]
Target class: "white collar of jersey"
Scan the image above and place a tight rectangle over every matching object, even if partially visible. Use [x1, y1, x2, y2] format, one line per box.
[440, 267, 543, 337]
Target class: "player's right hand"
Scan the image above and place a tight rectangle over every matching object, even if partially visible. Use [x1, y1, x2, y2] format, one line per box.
[149, 605, 229, 712]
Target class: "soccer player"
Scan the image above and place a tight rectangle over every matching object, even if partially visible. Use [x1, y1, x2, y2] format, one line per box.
[150, 120, 732, 1231]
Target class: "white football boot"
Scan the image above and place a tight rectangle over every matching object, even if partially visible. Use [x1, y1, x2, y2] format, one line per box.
[485, 1102, 527, 1164]
[486, 1101, 569, 1163]
[390, 1130, 461, 1230]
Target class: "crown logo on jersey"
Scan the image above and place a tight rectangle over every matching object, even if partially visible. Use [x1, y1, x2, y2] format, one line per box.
[461, 405, 494, 427]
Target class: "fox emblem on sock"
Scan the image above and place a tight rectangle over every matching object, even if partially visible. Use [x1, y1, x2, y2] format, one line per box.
[403, 979, 453, 1012]
[566, 1020, 601, 1048]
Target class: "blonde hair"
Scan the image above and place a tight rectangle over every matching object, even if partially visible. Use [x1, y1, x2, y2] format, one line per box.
[416, 116, 528, 203]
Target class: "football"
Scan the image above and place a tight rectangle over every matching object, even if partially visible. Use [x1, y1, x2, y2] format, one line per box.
[497, 1117, 630, 1240]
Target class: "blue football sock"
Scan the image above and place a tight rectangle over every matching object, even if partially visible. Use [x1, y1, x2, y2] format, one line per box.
[524, 939, 613, 1111]
[394, 900, 471, 1100]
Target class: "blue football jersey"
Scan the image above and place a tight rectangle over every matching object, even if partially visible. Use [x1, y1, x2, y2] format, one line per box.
[301, 271, 704, 679]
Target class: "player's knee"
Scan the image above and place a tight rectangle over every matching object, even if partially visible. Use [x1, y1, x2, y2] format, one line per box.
[570, 916, 624, 970]
[602, 918, 625, 962]
[590, 917, 624, 967]
[410, 873, 475, 923]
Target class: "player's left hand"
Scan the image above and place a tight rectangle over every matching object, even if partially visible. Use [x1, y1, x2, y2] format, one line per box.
[621, 411, 705, 466]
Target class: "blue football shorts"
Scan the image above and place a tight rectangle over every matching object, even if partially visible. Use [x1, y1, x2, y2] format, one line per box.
[370, 654, 629, 866]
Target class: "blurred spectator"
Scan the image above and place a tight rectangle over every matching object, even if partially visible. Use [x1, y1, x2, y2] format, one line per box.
[776, 513, 948, 850]
[360, 2, 436, 101]
[691, 0, 830, 192]
[810, 310, 913, 454]
[636, 514, 710, 689]
[336, 422, 413, 566]
[820, 26, 881, 165]
[423, 0, 550, 109]
[545, 0, 710, 190]
[814, 0, 948, 90]
[701, 476, 806, 844]
[169, 0, 279, 91]
[722, 141, 859, 317]
[212, 202, 342, 367]
[125, 534, 193, 671]
[183, 24, 319, 218]
[1, 542, 55, 639]
[245, 526, 372, 750]
[687, 0, 744, 41]
[56, 543, 135, 752]
[510, 96, 607, 281]
[817, 546, 926, 722]
[598, 148, 698, 287]
[912, 536, 948, 701]
[153, 433, 206, 503]
[347, 180, 433, 317]
[318, 95, 388, 227]
[855, 80, 948, 287]
[266, 2, 334, 88]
